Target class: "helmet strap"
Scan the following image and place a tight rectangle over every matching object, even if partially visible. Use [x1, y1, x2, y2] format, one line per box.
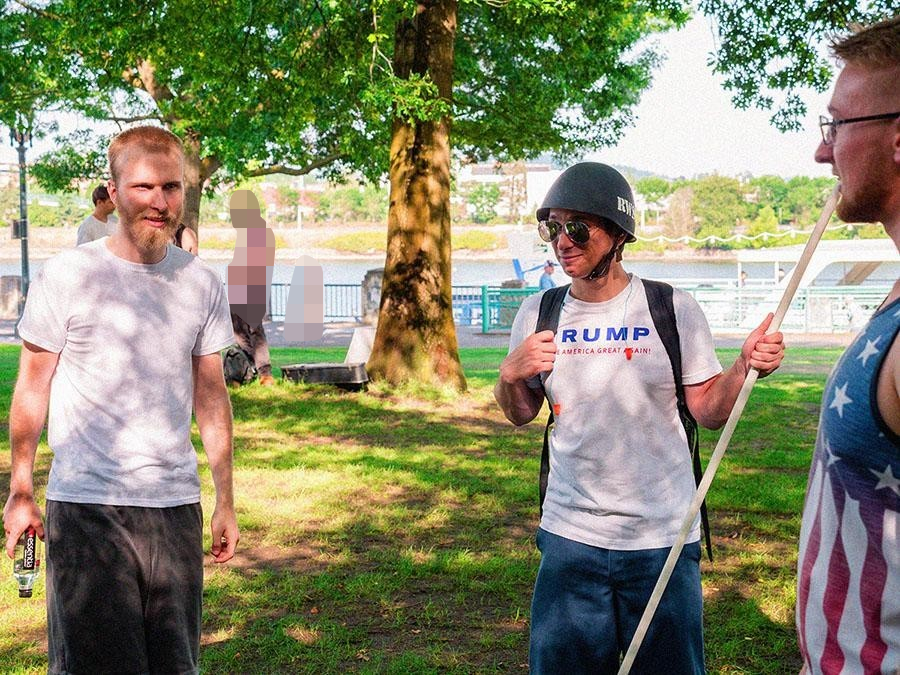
[584, 237, 626, 280]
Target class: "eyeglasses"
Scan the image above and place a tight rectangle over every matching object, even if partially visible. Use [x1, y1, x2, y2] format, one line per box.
[819, 111, 900, 145]
[538, 220, 599, 246]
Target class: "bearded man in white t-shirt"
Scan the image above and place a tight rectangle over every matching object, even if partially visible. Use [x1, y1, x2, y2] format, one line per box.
[75, 183, 118, 245]
[495, 162, 785, 674]
[3, 126, 238, 674]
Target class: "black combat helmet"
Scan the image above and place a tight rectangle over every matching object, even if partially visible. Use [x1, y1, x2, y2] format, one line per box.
[536, 162, 637, 243]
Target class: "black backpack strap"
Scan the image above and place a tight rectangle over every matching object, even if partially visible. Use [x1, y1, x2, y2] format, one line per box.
[535, 285, 569, 514]
[536, 285, 569, 334]
[643, 279, 713, 562]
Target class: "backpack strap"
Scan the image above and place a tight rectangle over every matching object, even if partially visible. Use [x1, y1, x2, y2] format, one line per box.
[536, 285, 569, 334]
[643, 279, 713, 562]
[535, 285, 569, 514]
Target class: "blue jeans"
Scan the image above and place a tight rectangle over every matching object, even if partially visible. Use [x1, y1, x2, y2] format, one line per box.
[530, 528, 705, 674]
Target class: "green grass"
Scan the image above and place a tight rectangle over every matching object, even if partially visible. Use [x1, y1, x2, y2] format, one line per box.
[316, 229, 503, 255]
[0, 344, 837, 673]
[453, 230, 503, 252]
[200, 232, 290, 250]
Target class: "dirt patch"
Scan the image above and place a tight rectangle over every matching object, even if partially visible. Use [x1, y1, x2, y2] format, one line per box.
[216, 543, 330, 574]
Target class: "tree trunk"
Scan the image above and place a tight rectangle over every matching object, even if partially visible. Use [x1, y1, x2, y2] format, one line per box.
[181, 131, 203, 234]
[179, 130, 220, 236]
[366, 0, 465, 391]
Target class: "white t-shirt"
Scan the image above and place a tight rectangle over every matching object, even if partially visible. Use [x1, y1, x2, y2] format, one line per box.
[76, 214, 118, 245]
[18, 239, 234, 507]
[508, 274, 722, 550]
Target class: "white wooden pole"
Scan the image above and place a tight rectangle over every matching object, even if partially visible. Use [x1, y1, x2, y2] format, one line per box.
[617, 184, 840, 674]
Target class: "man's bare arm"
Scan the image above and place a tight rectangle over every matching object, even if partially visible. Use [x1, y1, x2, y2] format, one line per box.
[192, 352, 239, 563]
[3, 342, 59, 557]
[685, 313, 784, 429]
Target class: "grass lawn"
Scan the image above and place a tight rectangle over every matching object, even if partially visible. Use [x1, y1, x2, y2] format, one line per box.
[0, 344, 842, 673]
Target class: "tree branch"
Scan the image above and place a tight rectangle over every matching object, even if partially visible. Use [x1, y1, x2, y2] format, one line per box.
[245, 153, 343, 177]
[200, 155, 222, 184]
[135, 58, 174, 102]
[12, 0, 60, 20]
[103, 114, 165, 124]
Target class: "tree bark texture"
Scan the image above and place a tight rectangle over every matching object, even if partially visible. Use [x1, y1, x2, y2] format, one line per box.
[367, 0, 466, 391]
[179, 130, 220, 236]
[181, 132, 203, 234]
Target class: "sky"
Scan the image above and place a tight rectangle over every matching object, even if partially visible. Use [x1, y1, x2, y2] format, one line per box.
[2, 14, 836, 180]
[591, 15, 834, 180]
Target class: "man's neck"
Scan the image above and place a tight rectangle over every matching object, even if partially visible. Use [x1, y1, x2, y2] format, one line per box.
[885, 216, 900, 253]
[92, 208, 109, 223]
[568, 263, 630, 302]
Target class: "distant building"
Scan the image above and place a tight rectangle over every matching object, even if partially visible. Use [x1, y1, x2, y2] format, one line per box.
[456, 161, 561, 222]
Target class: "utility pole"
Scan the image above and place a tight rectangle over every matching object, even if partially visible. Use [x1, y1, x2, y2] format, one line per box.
[10, 126, 31, 320]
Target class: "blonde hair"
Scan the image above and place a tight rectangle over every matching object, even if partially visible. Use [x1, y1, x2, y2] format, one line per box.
[831, 15, 900, 68]
[108, 126, 183, 182]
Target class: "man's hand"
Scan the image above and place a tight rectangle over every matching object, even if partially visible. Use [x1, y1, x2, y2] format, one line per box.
[3, 493, 44, 559]
[495, 330, 557, 426]
[499, 330, 557, 384]
[740, 313, 785, 378]
[209, 505, 239, 563]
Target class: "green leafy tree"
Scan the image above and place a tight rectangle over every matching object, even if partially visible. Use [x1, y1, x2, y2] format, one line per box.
[316, 182, 388, 224]
[0, 179, 19, 226]
[464, 183, 501, 224]
[698, 1, 896, 130]
[783, 176, 838, 226]
[635, 176, 672, 206]
[689, 175, 748, 250]
[3, 2, 375, 233]
[745, 204, 779, 249]
[748, 175, 789, 222]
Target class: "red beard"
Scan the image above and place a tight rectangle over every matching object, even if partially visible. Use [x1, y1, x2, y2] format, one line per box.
[121, 211, 179, 252]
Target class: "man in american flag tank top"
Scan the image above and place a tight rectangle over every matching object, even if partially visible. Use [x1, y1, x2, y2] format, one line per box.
[796, 15, 900, 675]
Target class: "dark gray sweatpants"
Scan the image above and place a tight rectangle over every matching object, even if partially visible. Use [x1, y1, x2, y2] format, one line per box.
[45, 500, 203, 675]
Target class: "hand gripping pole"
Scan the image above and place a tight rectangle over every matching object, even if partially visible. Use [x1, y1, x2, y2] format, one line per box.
[617, 184, 841, 674]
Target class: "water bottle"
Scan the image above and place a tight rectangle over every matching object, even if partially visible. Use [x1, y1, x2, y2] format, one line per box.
[13, 527, 40, 598]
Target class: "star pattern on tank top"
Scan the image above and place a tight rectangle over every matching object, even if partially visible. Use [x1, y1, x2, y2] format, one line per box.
[855, 336, 881, 368]
[824, 438, 840, 467]
[829, 382, 853, 418]
[871, 464, 900, 496]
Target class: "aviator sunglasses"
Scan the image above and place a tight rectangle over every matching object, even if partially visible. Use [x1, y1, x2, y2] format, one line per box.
[537, 219, 601, 246]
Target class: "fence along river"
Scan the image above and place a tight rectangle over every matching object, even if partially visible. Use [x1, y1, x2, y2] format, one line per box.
[2, 257, 897, 334]
[258, 257, 897, 334]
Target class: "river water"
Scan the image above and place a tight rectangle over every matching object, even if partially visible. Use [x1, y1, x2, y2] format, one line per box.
[2, 257, 897, 287]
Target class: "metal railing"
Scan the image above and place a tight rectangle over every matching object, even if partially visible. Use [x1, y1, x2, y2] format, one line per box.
[478, 283, 892, 334]
[267, 281, 890, 333]
[270, 283, 488, 324]
[270, 283, 361, 322]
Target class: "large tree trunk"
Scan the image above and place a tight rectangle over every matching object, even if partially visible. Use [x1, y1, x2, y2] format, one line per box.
[180, 130, 220, 236]
[366, 0, 465, 391]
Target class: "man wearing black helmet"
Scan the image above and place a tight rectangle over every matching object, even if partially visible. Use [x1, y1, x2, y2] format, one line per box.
[495, 162, 785, 673]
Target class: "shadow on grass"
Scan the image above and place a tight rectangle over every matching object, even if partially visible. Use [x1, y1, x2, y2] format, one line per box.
[198, 382, 540, 673]
[704, 590, 802, 675]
